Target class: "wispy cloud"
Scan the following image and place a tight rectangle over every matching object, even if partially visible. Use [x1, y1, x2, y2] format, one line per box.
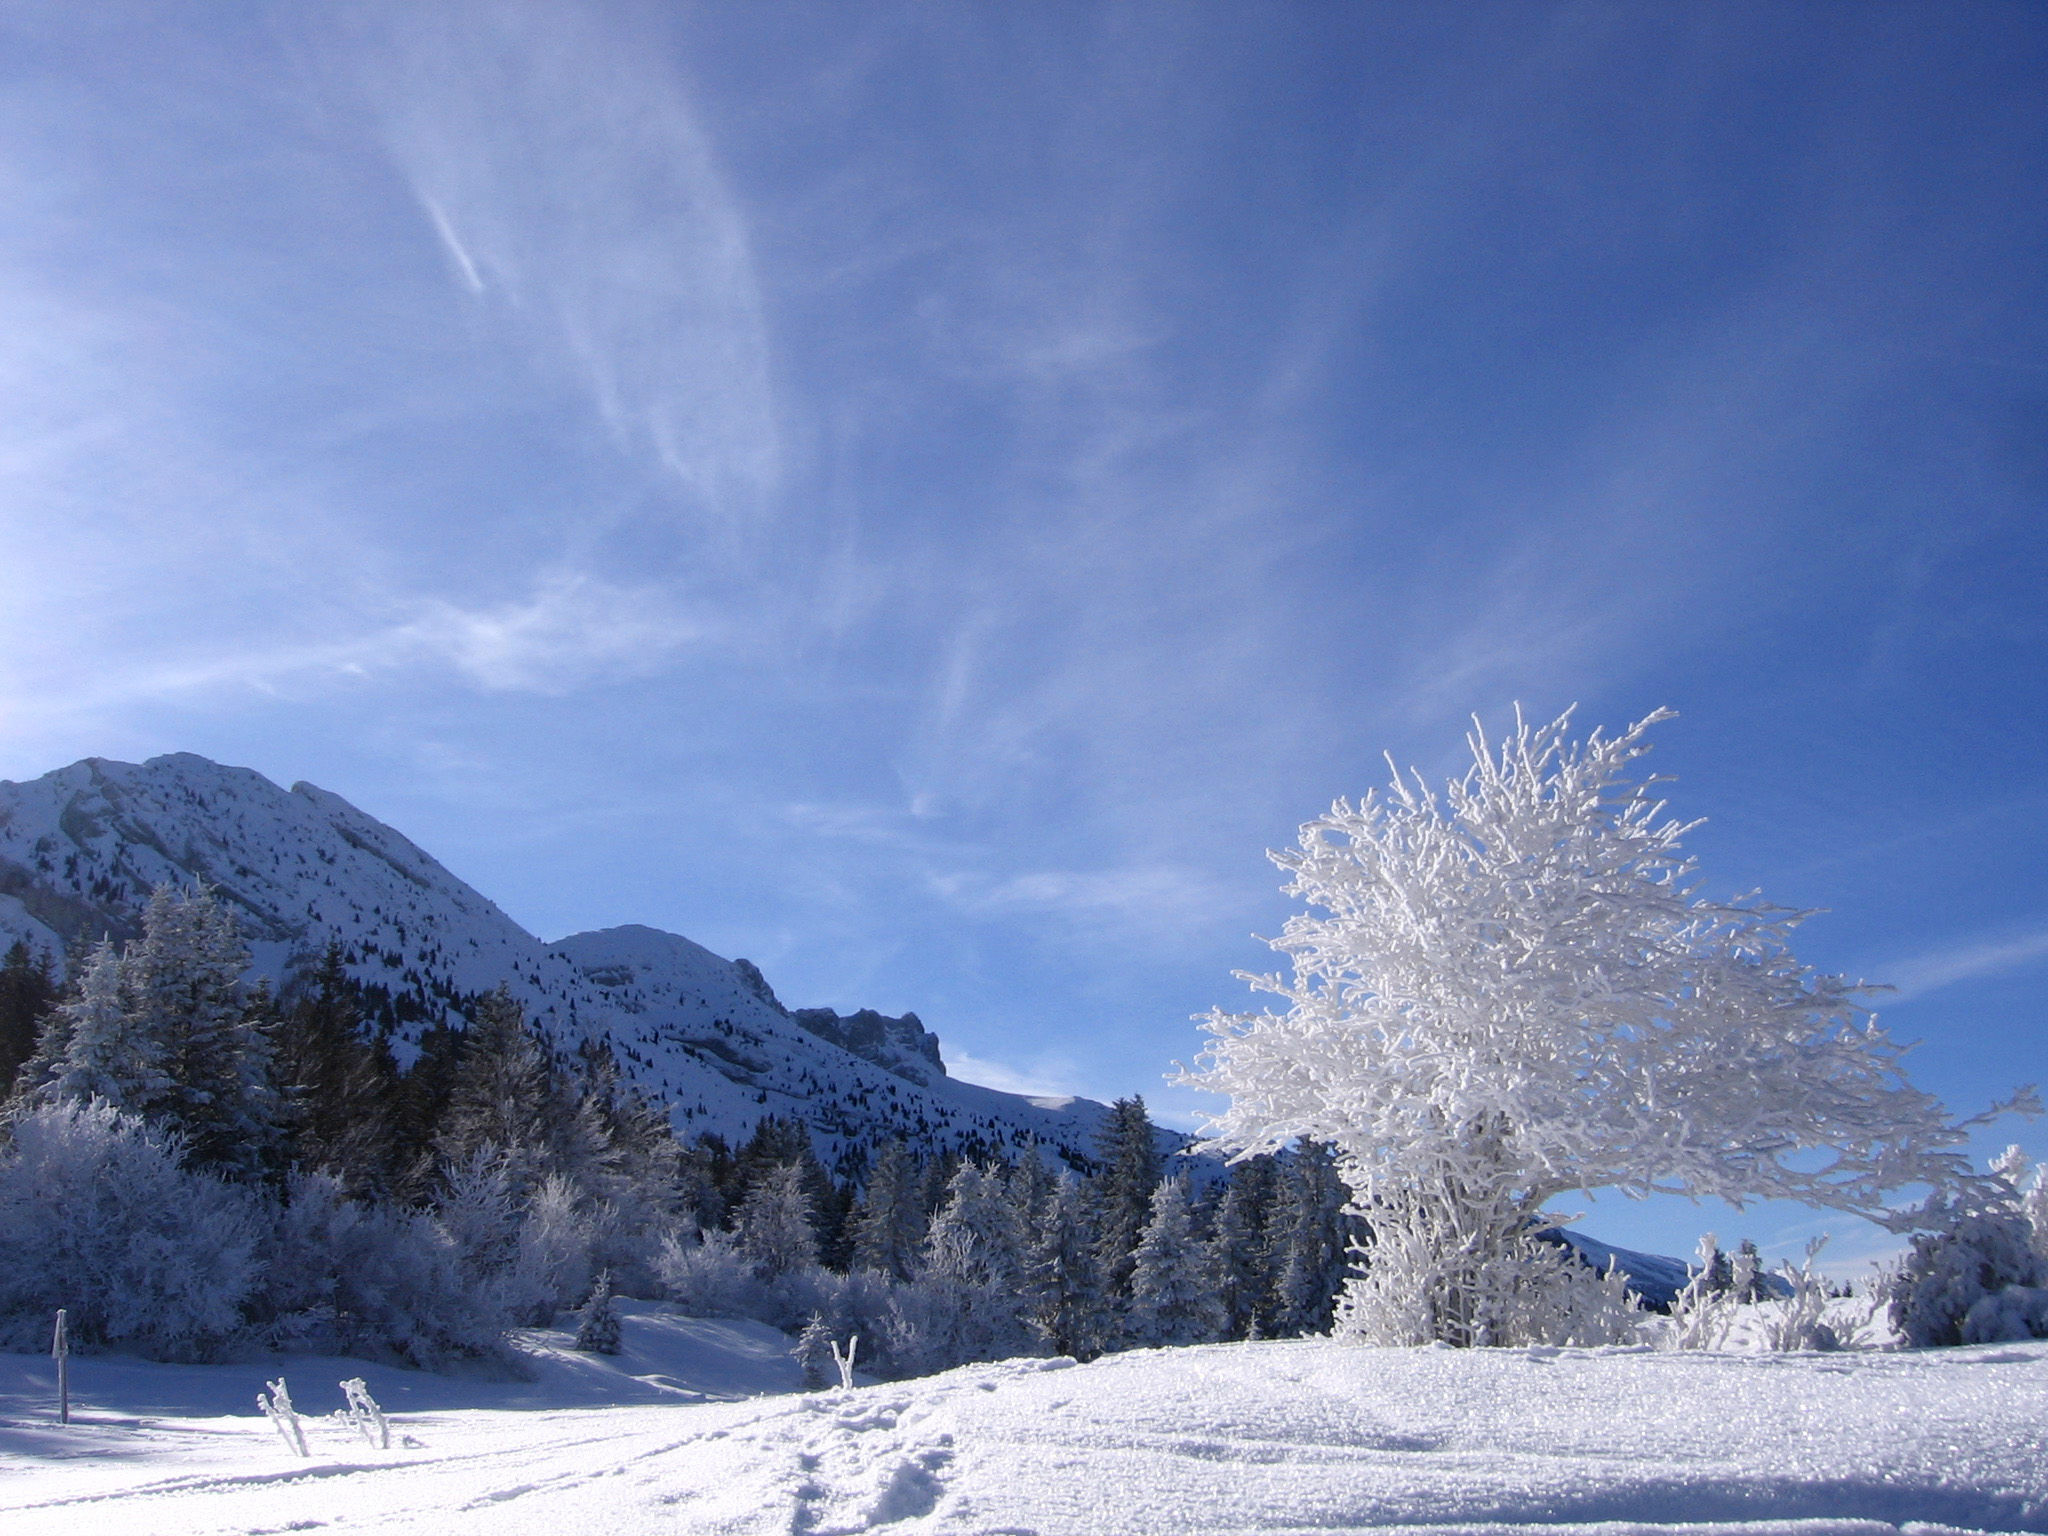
[1884, 924, 2048, 1002]
[356, 1, 780, 532]
[944, 1046, 1090, 1103]
[0, 573, 705, 730]
[931, 864, 1238, 936]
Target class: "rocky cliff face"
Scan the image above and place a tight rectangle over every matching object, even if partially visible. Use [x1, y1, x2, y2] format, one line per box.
[0, 753, 1125, 1165]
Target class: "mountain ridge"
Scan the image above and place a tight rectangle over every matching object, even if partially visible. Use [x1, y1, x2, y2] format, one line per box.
[0, 752, 1134, 1168]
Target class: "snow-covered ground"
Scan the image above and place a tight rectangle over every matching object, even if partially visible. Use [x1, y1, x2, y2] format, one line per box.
[2, 1304, 2043, 1535]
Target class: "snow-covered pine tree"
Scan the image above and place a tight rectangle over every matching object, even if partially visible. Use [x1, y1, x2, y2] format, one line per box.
[578, 1036, 684, 1213]
[917, 1161, 1036, 1365]
[795, 1310, 835, 1389]
[735, 1162, 819, 1280]
[849, 1138, 927, 1280]
[732, 1116, 841, 1257]
[1125, 1174, 1227, 1347]
[1026, 1168, 1106, 1359]
[22, 938, 169, 1115]
[438, 987, 618, 1206]
[1006, 1150, 1054, 1239]
[1210, 1154, 1280, 1340]
[575, 1269, 623, 1354]
[1089, 1096, 1161, 1319]
[924, 1163, 1028, 1292]
[124, 884, 277, 1181]
[1182, 708, 2037, 1346]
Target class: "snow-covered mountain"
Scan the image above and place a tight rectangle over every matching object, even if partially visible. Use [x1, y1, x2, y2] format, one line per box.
[0, 753, 1131, 1165]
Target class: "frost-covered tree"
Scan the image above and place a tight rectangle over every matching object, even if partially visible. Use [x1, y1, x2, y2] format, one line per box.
[437, 1147, 526, 1311]
[1183, 708, 2036, 1346]
[0, 1099, 263, 1360]
[735, 1161, 819, 1279]
[795, 1311, 835, 1389]
[265, 1169, 504, 1367]
[1026, 1169, 1105, 1359]
[1265, 1142, 1358, 1338]
[436, 987, 607, 1193]
[511, 1172, 599, 1325]
[1125, 1176, 1227, 1347]
[916, 1162, 1036, 1364]
[923, 1162, 1029, 1292]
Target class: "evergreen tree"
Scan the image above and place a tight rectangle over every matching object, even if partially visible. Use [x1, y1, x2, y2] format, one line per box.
[848, 1138, 926, 1280]
[124, 884, 276, 1180]
[434, 987, 556, 1171]
[22, 939, 168, 1113]
[924, 1162, 1028, 1291]
[1267, 1141, 1356, 1337]
[795, 1311, 835, 1390]
[920, 1161, 1035, 1364]
[434, 987, 610, 1195]
[1026, 1168, 1106, 1359]
[0, 938, 57, 1094]
[1126, 1175, 1227, 1346]
[269, 943, 401, 1195]
[574, 1269, 623, 1354]
[1090, 1096, 1161, 1312]
[728, 1115, 840, 1262]
[578, 1037, 683, 1204]
[677, 1133, 735, 1231]
[391, 1020, 466, 1199]
[1211, 1154, 1281, 1339]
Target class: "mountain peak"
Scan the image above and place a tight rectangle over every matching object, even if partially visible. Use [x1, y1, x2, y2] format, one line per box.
[0, 751, 1125, 1165]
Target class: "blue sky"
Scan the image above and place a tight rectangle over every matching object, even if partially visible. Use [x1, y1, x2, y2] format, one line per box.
[2, 2, 2043, 1269]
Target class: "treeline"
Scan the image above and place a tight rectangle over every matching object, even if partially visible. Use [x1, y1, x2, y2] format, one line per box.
[0, 885, 1358, 1375]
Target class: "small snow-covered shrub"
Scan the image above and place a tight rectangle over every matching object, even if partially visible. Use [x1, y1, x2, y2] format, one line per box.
[574, 1269, 622, 1354]
[1662, 1235, 1747, 1351]
[263, 1171, 505, 1368]
[1889, 1200, 2048, 1349]
[1757, 1238, 1841, 1352]
[0, 1100, 262, 1360]
[796, 1311, 835, 1390]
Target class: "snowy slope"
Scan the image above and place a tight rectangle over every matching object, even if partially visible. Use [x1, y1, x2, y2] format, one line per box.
[0, 754, 1128, 1164]
[2, 1335, 2043, 1534]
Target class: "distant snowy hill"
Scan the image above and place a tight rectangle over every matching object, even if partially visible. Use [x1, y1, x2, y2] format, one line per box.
[0, 753, 1133, 1165]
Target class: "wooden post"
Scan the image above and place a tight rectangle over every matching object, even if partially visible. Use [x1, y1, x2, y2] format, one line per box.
[52, 1309, 69, 1425]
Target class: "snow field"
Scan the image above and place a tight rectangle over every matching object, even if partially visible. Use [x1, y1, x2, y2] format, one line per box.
[3, 1323, 2044, 1535]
